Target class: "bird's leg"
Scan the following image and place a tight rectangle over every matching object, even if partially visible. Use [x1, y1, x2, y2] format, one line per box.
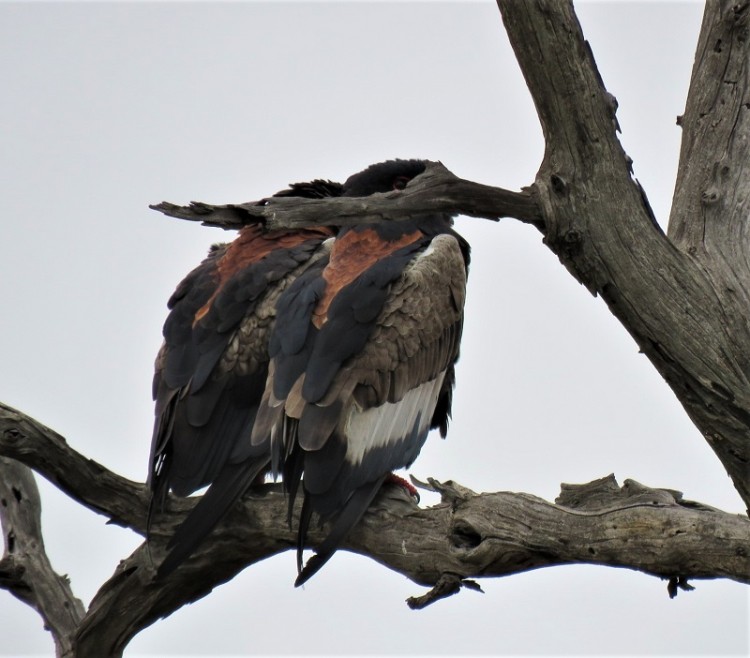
[385, 473, 420, 502]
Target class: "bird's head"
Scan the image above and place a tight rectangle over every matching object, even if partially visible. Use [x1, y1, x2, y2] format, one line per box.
[341, 159, 427, 197]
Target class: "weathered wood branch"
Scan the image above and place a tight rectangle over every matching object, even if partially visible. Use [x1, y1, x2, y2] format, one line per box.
[0, 402, 149, 534]
[0, 458, 85, 657]
[496, 0, 750, 512]
[69, 473, 750, 655]
[669, 1, 750, 359]
[2, 402, 748, 655]
[670, 2, 750, 280]
[63, 473, 750, 655]
[149, 161, 544, 231]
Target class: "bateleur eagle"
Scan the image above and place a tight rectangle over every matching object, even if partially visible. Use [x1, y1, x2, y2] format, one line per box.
[251, 159, 470, 585]
[148, 179, 339, 577]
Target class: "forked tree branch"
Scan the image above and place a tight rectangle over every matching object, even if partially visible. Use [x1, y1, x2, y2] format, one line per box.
[494, 0, 750, 512]
[1, 402, 749, 655]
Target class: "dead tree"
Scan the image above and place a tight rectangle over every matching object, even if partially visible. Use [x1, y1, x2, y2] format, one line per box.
[2, 2, 749, 655]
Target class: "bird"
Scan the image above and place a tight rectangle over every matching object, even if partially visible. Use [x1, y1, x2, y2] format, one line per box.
[148, 178, 340, 577]
[250, 158, 470, 585]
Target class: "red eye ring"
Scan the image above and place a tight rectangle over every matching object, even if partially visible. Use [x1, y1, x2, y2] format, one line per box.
[392, 176, 410, 191]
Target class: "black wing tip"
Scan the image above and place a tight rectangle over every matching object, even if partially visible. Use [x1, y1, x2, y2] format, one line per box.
[294, 552, 334, 587]
[154, 521, 204, 580]
[293, 478, 387, 586]
[155, 551, 181, 580]
[153, 458, 270, 579]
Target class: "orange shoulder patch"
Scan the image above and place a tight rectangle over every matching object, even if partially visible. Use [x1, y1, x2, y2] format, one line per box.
[216, 225, 331, 280]
[193, 225, 332, 326]
[312, 228, 423, 329]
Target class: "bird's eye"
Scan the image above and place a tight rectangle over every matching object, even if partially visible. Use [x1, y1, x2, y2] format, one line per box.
[392, 176, 410, 191]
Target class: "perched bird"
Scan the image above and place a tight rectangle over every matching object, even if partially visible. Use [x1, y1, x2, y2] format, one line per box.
[148, 179, 339, 577]
[251, 159, 470, 585]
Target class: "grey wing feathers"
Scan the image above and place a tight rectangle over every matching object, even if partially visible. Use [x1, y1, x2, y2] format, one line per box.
[148, 234, 332, 577]
[258, 231, 468, 584]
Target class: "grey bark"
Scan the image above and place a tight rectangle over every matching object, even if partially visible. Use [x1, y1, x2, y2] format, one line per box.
[2, 0, 750, 655]
[497, 0, 750, 510]
[1, 403, 748, 655]
[0, 457, 86, 657]
[149, 163, 543, 231]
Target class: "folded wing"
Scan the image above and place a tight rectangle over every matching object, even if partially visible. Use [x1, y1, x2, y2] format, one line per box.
[253, 227, 468, 584]
[148, 184, 337, 577]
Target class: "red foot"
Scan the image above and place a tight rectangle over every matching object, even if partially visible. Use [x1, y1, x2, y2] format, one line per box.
[386, 473, 420, 502]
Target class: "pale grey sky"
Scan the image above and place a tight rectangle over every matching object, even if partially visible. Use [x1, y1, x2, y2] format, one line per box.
[1, 1, 747, 656]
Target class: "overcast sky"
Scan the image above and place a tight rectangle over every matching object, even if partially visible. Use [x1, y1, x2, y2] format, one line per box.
[1, 1, 748, 656]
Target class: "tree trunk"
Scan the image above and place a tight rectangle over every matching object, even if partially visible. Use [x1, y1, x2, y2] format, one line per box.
[497, 0, 750, 512]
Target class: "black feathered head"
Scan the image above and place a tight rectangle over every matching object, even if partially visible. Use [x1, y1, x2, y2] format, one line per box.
[341, 159, 427, 197]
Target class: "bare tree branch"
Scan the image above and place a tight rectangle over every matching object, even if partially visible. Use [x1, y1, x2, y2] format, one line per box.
[73, 472, 750, 654]
[149, 161, 544, 232]
[0, 402, 149, 534]
[0, 458, 85, 657]
[495, 0, 750, 512]
[670, 2, 750, 276]
[2, 403, 748, 653]
[669, 1, 750, 362]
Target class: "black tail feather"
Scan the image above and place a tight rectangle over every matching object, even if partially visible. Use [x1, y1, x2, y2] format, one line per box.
[283, 444, 305, 528]
[156, 457, 268, 578]
[147, 467, 170, 540]
[296, 496, 314, 574]
[294, 476, 385, 587]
